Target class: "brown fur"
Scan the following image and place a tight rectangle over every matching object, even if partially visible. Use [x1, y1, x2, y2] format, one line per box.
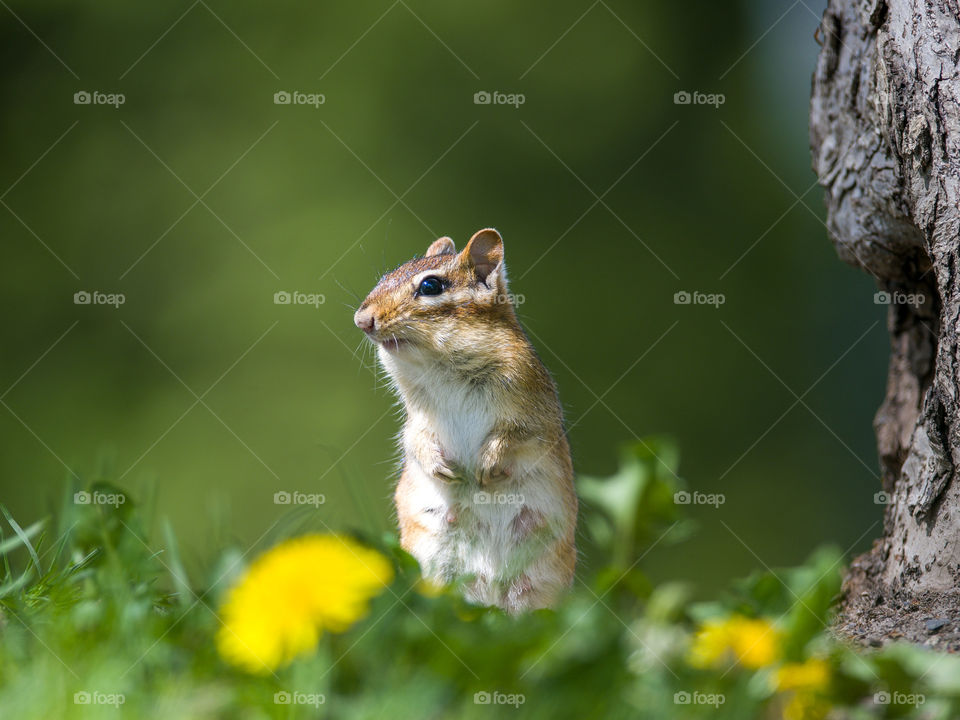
[355, 228, 578, 612]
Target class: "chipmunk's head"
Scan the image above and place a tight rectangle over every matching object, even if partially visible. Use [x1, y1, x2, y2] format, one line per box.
[354, 228, 515, 361]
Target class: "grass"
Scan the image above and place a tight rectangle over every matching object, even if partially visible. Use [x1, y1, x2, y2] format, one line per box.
[1, 439, 959, 719]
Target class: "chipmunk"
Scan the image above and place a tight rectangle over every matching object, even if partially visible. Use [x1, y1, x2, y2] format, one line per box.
[353, 228, 577, 612]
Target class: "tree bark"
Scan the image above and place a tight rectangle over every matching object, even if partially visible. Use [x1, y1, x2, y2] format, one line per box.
[810, 0, 960, 645]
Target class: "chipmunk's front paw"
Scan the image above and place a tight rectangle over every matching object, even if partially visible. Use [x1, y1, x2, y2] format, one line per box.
[478, 461, 511, 486]
[411, 433, 464, 483]
[423, 449, 466, 483]
[430, 459, 464, 483]
[478, 438, 511, 485]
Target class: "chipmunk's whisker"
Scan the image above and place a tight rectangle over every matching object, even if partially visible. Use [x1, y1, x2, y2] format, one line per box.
[334, 278, 362, 305]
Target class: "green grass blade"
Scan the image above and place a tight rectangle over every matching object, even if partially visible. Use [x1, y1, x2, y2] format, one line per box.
[0, 506, 43, 574]
[0, 568, 33, 599]
[163, 518, 193, 608]
[0, 518, 45, 556]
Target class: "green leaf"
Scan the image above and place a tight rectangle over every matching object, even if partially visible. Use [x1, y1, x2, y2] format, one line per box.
[576, 436, 683, 569]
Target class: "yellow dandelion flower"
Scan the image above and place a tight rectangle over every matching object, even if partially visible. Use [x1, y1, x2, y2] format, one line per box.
[216, 534, 393, 673]
[776, 659, 830, 693]
[776, 659, 831, 720]
[688, 615, 780, 669]
[730, 617, 780, 668]
[415, 577, 446, 598]
[783, 691, 830, 720]
[688, 618, 732, 668]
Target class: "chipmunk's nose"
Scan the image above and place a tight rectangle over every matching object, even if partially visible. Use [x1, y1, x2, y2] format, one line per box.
[354, 307, 376, 333]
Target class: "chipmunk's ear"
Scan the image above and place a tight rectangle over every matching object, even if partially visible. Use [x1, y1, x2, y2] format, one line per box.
[426, 236, 456, 257]
[462, 228, 504, 287]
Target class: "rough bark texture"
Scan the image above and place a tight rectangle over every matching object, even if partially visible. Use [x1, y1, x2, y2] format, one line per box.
[810, 0, 960, 645]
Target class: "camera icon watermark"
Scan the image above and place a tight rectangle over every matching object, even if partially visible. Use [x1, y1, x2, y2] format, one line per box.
[273, 490, 325, 508]
[673, 690, 724, 707]
[673, 290, 725, 308]
[873, 290, 925, 308]
[874, 690, 925, 706]
[74, 490, 126, 508]
[473, 90, 525, 108]
[73, 691, 125, 707]
[473, 690, 525, 707]
[673, 90, 725, 108]
[74, 290, 125, 308]
[673, 490, 725, 508]
[874, 490, 892, 505]
[273, 90, 325, 108]
[273, 290, 325, 307]
[74, 90, 125, 108]
[473, 491, 525, 506]
[274, 690, 325, 707]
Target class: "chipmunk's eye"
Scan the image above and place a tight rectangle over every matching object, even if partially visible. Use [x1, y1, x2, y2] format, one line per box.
[417, 276, 443, 297]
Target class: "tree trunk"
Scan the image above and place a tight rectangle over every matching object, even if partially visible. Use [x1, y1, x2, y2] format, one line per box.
[810, 0, 960, 646]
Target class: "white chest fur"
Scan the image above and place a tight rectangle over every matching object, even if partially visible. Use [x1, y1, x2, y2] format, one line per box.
[402, 462, 559, 605]
[384, 350, 494, 468]
[382, 346, 571, 609]
[409, 395, 492, 470]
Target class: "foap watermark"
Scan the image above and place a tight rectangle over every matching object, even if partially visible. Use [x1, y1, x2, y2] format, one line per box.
[73, 691, 125, 707]
[274, 691, 325, 707]
[874, 690, 925, 707]
[674, 290, 725, 308]
[74, 90, 125, 108]
[273, 90, 325, 108]
[274, 291, 325, 307]
[874, 290, 925, 308]
[274, 490, 325, 508]
[74, 490, 126, 508]
[474, 90, 525, 108]
[74, 290, 125, 308]
[874, 490, 892, 505]
[673, 90, 725, 108]
[674, 691, 725, 708]
[474, 491, 525, 506]
[674, 490, 725, 508]
[496, 292, 526, 305]
[473, 691, 525, 707]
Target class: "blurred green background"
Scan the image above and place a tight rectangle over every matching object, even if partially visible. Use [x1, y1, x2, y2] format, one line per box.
[0, 0, 884, 594]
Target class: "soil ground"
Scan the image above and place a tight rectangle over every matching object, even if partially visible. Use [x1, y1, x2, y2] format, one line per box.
[835, 547, 960, 652]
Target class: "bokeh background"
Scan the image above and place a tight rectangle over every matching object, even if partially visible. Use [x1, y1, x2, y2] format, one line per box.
[0, 0, 885, 594]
